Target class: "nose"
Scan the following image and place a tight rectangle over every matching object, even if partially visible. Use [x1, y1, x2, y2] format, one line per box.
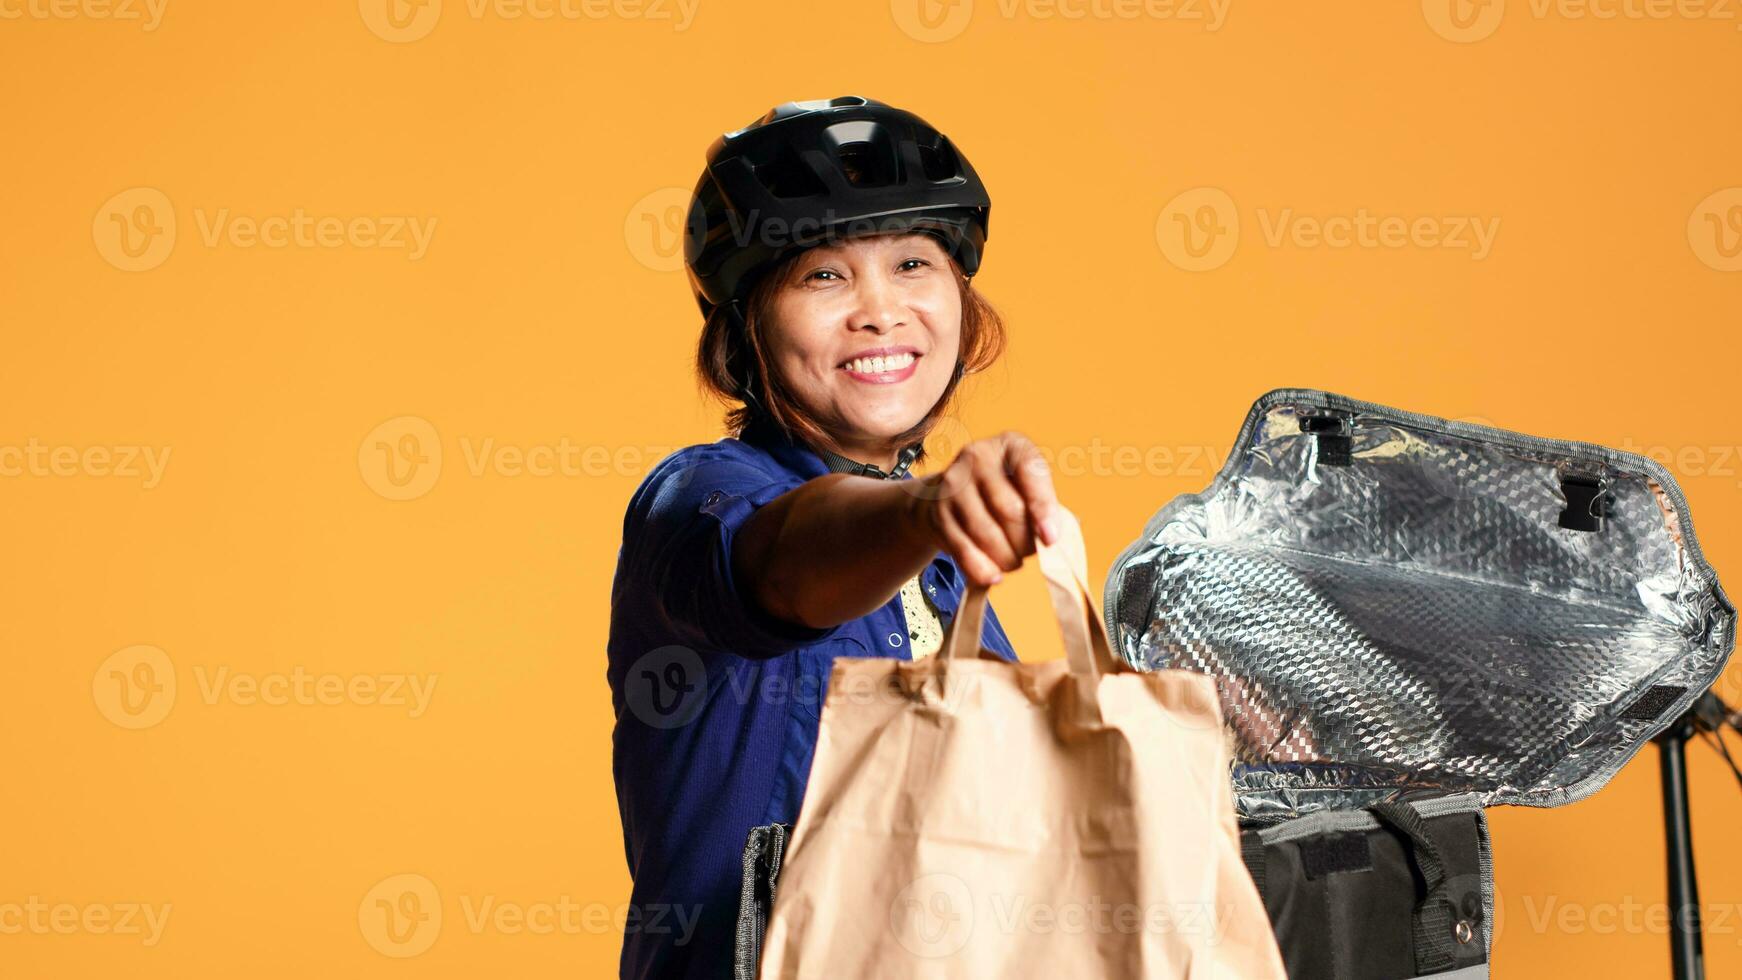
[848, 268, 907, 334]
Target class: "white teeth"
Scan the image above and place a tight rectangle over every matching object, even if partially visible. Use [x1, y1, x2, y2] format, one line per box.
[845, 352, 915, 374]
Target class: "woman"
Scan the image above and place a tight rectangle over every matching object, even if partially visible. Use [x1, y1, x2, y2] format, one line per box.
[607, 96, 1060, 979]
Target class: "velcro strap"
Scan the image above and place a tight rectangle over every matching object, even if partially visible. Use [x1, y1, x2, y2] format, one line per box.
[1240, 829, 1267, 896]
[1371, 801, 1456, 975]
[1300, 832, 1373, 879]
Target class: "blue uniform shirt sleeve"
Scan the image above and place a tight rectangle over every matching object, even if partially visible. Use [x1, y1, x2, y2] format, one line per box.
[627, 447, 847, 659]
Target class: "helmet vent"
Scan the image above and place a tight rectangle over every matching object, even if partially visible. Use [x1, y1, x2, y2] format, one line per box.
[824, 120, 901, 188]
[753, 143, 829, 199]
[917, 135, 961, 183]
[836, 142, 897, 188]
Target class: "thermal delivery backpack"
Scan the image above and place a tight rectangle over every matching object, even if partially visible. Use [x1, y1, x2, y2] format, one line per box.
[1101, 388, 1734, 978]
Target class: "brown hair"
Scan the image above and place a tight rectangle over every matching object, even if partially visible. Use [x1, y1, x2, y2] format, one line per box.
[695, 244, 1007, 466]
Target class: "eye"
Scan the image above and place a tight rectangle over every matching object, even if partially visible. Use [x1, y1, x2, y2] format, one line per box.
[803, 268, 843, 283]
[897, 258, 931, 273]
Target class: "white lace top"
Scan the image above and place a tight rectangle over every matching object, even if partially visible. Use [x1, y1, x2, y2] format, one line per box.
[898, 572, 945, 660]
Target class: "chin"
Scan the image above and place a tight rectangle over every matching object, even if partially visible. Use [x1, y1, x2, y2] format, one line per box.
[842, 404, 929, 442]
[829, 377, 948, 444]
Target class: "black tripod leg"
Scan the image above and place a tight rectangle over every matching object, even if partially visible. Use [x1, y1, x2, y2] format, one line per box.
[1657, 709, 1705, 980]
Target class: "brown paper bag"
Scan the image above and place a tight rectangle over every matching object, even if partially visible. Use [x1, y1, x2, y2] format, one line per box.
[757, 507, 1286, 979]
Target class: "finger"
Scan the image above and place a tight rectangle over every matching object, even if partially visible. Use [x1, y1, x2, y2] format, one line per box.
[975, 449, 1036, 559]
[935, 503, 1005, 587]
[1002, 434, 1060, 546]
[950, 472, 1022, 574]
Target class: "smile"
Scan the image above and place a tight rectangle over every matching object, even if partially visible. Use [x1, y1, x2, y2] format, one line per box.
[839, 351, 920, 384]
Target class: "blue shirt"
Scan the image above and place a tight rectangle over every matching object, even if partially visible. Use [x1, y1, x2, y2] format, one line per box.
[606, 415, 1019, 980]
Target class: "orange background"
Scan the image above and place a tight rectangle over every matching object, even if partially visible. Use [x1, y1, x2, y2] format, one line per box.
[4, 0, 1742, 976]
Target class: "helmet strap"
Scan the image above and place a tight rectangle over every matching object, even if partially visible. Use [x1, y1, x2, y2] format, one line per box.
[725, 301, 771, 420]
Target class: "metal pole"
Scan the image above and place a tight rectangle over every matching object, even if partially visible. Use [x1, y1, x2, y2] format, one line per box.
[1656, 708, 1704, 980]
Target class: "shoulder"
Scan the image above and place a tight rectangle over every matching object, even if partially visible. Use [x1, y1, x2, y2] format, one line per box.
[622, 437, 804, 545]
[632, 438, 782, 512]
[642, 437, 770, 487]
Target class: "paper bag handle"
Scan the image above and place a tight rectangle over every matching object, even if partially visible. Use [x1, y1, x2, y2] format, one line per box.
[942, 506, 1126, 679]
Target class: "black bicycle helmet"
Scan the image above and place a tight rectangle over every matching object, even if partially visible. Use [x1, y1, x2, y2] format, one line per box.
[684, 96, 991, 329]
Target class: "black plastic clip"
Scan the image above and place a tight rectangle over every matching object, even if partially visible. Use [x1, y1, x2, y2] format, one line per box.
[1558, 474, 1610, 532]
[1300, 414, 1353, 467]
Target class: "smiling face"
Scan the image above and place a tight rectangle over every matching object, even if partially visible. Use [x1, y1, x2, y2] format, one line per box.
[758, 232, 963, 468]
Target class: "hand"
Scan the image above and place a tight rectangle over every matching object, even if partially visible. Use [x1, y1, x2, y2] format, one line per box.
[909, 431, 1061, 588]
